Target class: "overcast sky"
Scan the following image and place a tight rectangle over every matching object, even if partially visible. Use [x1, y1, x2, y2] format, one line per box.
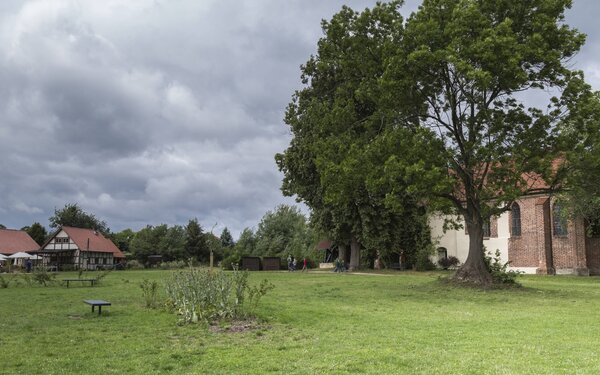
[0, 0, 598, 238]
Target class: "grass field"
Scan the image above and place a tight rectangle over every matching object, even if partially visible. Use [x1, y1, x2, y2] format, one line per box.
[1, 269, 600, 374]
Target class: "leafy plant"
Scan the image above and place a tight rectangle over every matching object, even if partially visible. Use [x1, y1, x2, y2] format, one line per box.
[438, 256, 460, 270]
[140, 279, 159, 308]
[0, 275, 9, 288]
[94, 269, 112, 285]
[164, 266, 274, 324]
[484, 249, 522, 285]
[32, 266, 56, 286]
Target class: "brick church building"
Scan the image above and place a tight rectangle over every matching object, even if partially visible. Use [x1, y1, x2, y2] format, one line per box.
[431, 194, 600, 276]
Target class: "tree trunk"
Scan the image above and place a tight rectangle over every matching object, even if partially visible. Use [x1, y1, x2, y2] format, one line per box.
[349, 236, 360, 271]
[338, 244, 347, 264]
[453, 213, 493, 285]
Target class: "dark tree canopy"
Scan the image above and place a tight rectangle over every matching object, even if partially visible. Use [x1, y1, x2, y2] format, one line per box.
[185, 218, 210, 262]
[220, 227, 235, 248]
[277, 1, 434, 269]
[49, 203, 109, 233]
[23, 222, 48, 246]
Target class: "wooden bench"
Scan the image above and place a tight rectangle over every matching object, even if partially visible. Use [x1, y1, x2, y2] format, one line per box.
[84, 299, 111, 315]
[63, 278, 97, 288]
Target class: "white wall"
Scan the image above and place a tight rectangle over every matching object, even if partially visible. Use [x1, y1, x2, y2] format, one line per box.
[430, 213, 510, 264]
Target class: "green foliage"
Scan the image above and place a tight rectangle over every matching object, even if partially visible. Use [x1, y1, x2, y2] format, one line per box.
[185, 219, 210, 262]
[158, 260, 187, 270]
[220, 227, 235, 248]
[484, 249, 521, 285]
[205, 233, 224, 263]
[49, 203, 109, 233]
[221, 247, 242, 270]
[32, 266, 56, 286]
[414, 244, 436, 271]
[110, 228, 135, 253]
[0, 275, 9, 288]
[254, 205, 315, 259]
[94, 269, 112, 284]
[126, 260, 144, 269]
[164, 267, 274, 324]
[23, 222, 48, 246]
[140, 279, 159, 308]
[234, 228, 256, 255]
[438, 256, 460, 270]
[277, 2, 434, 266]
[280, 0, 598, 282]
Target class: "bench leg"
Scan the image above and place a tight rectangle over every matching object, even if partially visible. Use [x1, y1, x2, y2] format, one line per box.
[98, 306, 102, 315]
[91, 305, 95, 313]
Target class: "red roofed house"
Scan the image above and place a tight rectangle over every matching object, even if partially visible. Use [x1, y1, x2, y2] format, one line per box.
[37, 226, 124, 270]
[0, 229, 40, 255]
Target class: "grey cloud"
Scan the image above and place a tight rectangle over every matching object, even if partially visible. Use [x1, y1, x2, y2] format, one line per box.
[0, 0, 597, 238]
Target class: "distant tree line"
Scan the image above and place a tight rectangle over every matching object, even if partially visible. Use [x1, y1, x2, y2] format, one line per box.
[15, 203, 318, 267]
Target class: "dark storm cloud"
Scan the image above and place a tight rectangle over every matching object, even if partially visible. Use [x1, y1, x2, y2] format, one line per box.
[0, 0, 597, 238]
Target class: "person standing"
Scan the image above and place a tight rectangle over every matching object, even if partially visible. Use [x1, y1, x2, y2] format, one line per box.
[26, 259, 32, 273]
[302, 257, 308, 272]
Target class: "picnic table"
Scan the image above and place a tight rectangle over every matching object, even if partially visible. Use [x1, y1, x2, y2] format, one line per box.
[63, 278, 97, 287]
[83, 299, 111, 315]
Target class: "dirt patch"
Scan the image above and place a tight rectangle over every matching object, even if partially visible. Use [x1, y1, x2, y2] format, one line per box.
[208, 319, 269, 334]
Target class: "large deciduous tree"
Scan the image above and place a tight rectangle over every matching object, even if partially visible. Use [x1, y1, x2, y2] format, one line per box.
[277, 2, 431, 269]
[279, 0, 598, 284]
[379, 0, 593, 284]
[49, 203, 109, 234]
[254, 205, 315, 258]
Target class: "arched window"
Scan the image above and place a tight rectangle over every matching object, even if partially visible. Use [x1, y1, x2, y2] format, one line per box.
[511, 203, 521, 236]
[437, 247, 448, 260]
[553, 203, 568, 236]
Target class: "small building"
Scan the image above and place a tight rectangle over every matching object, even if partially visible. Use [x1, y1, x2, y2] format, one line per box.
[37, 226, 125, 270]
[0, 229, 40, 256]
[241, 256, 261, 271]
[262, 257, 281, 271]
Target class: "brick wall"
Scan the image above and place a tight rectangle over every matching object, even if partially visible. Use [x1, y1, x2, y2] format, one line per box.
[508, 196, 544, 268]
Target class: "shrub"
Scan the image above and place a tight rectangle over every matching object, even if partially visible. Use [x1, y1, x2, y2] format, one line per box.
[438, 256, 460, 270]
[94, 269, 112, 284]
[126, 260, 144, 269]
[164, 266, 273, 324]
[140, 279, 159, 308]
[415, 245, 436, 271]
[32, 266, 56, 286]
[0, 275, 9, 288]
[484, 249, 522, 285]
[159, 261, 187, 270]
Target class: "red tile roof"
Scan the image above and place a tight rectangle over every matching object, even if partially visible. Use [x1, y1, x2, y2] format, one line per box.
[60, 227, 124, 258]
[0, 229, 40, 255]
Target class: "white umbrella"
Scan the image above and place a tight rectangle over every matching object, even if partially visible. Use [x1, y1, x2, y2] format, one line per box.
[0, 254, 7, 260]
[8, 252, 36, 259]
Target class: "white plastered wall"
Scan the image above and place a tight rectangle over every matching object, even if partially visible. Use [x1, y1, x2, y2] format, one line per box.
[429, 213, 510, 265]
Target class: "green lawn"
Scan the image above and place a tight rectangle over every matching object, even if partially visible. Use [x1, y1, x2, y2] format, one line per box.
[1, 270, 600, 374]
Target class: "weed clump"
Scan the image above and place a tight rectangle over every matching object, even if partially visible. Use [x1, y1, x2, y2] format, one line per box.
[164, 266, 273, 325]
